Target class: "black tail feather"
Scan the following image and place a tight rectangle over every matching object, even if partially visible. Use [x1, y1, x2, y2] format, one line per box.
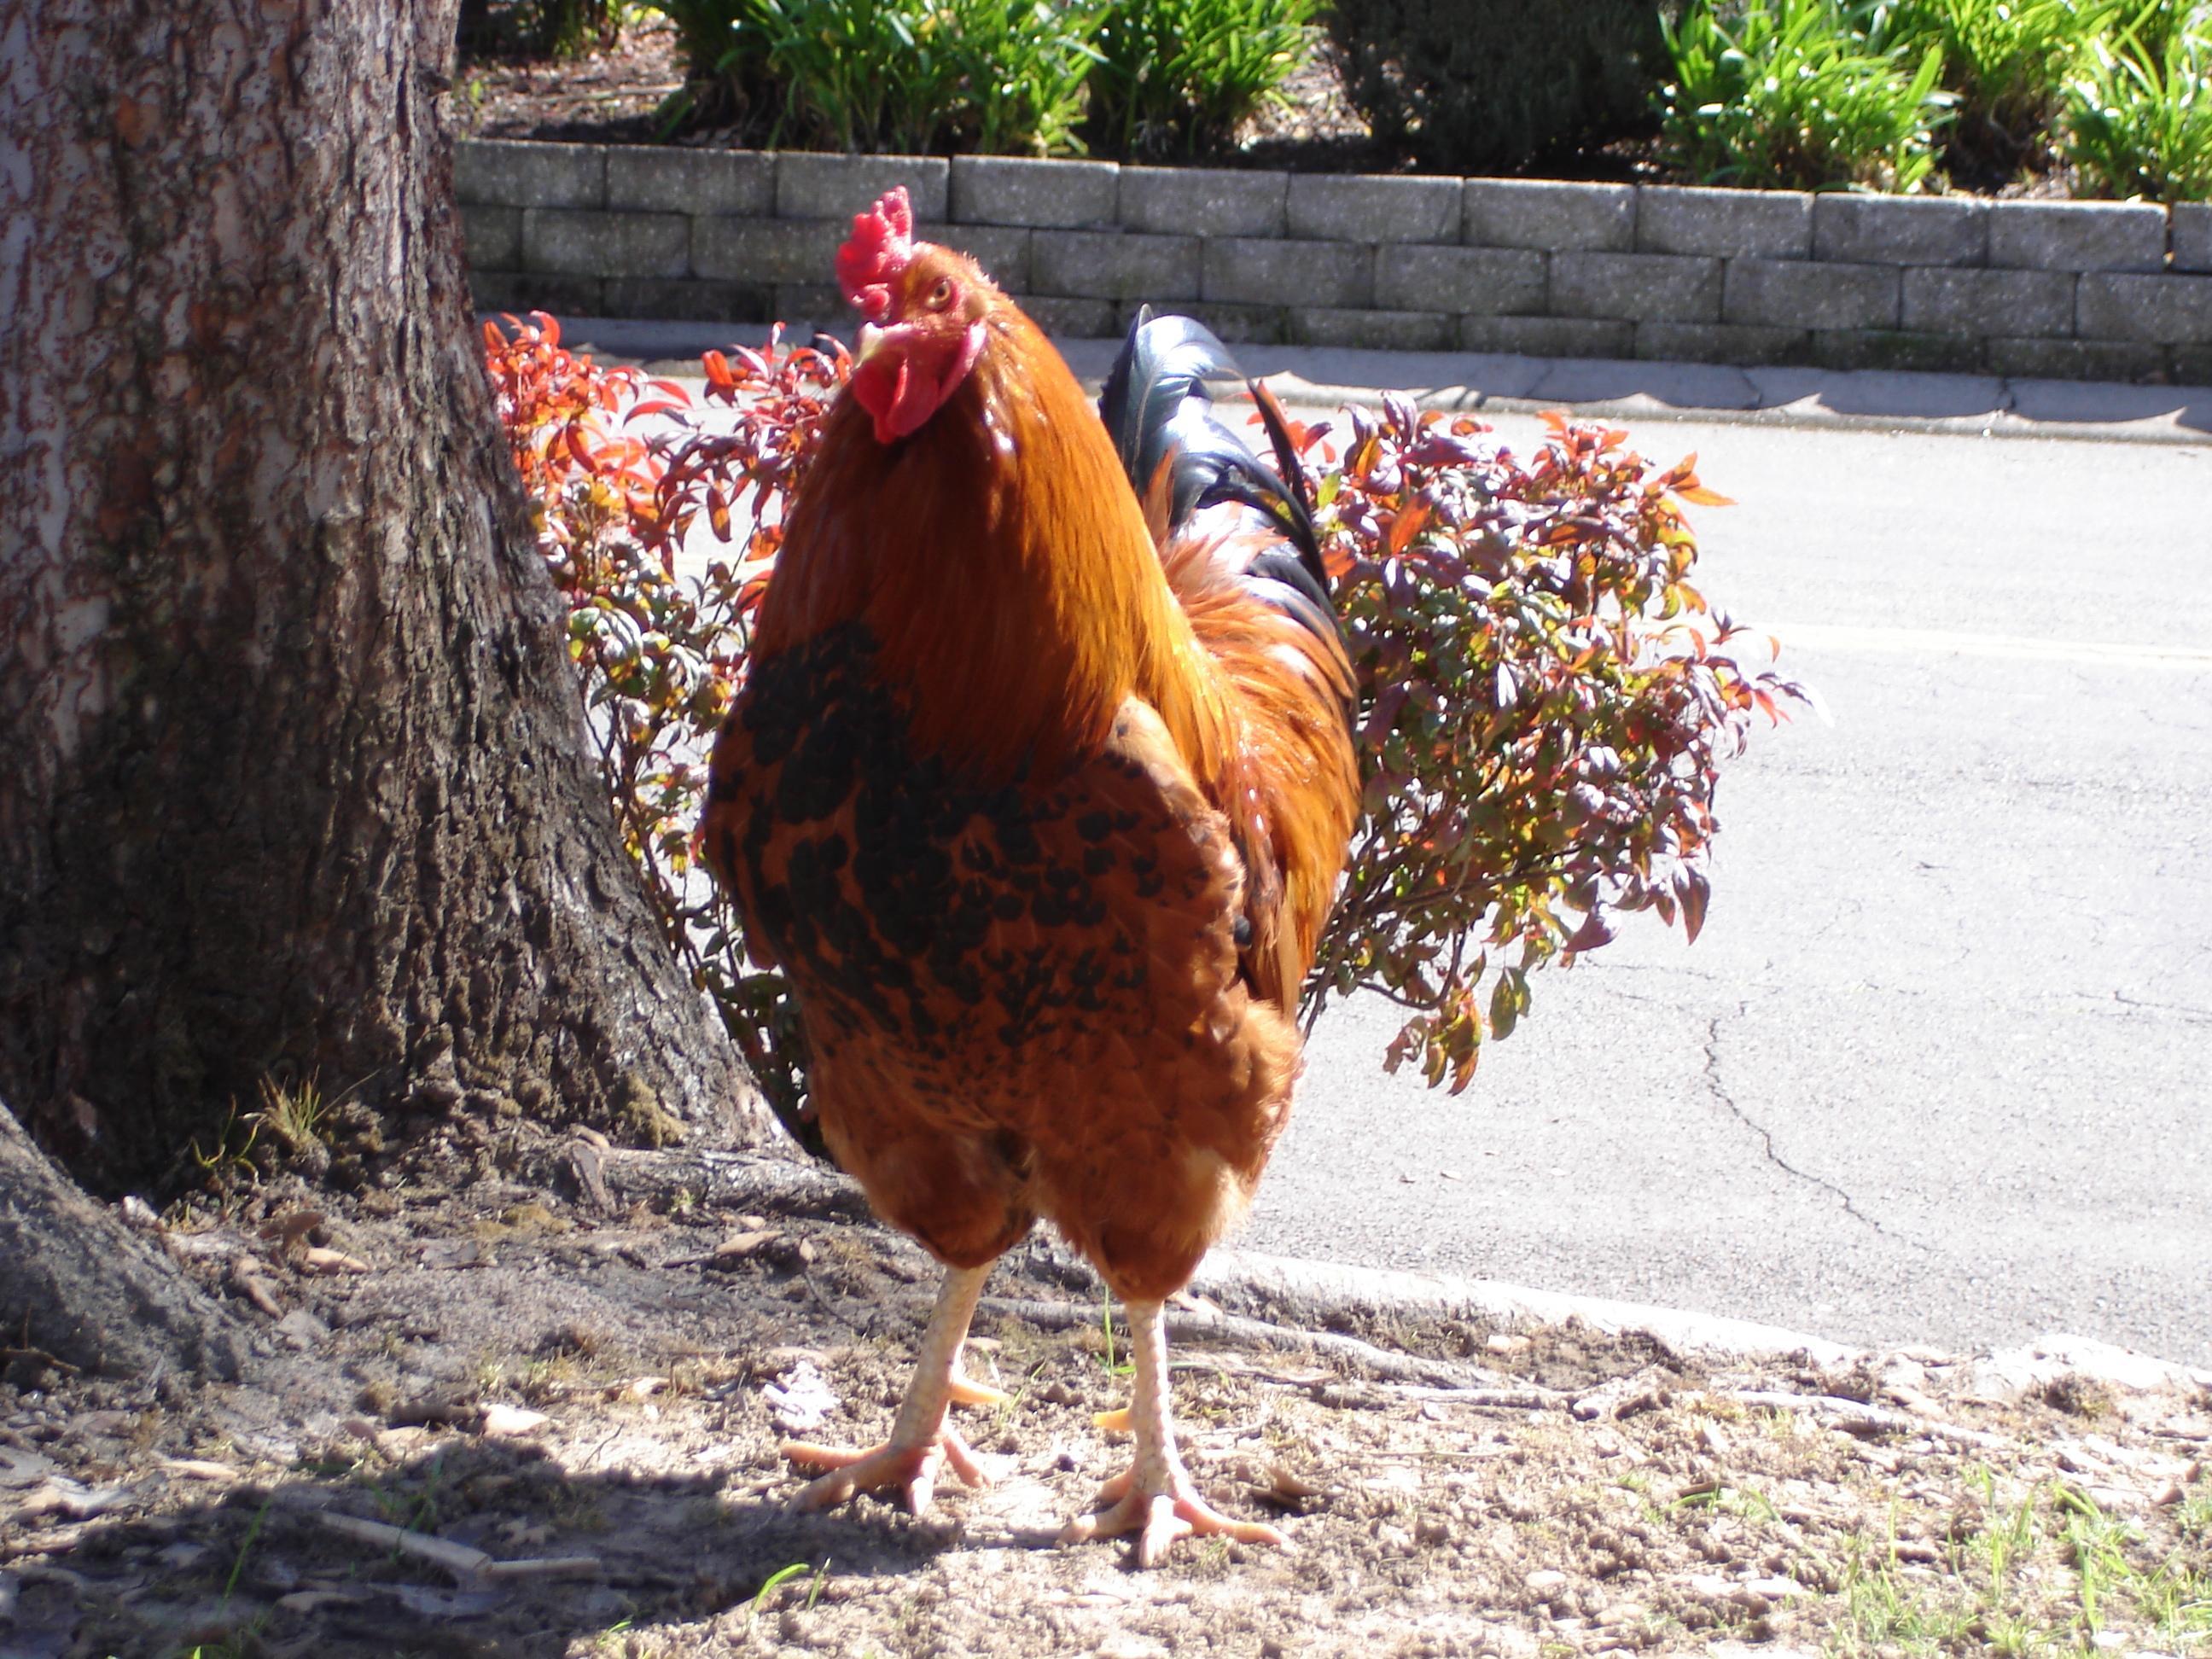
[1097, 308, 1330, 603]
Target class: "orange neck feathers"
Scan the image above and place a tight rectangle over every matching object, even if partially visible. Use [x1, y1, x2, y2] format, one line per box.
[754, 300, 1226, 784]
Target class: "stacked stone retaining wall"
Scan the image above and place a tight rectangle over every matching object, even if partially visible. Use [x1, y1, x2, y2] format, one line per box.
[457, 139, 2212, 384]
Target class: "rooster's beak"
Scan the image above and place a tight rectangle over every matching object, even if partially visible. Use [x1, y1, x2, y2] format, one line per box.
[854, 323, 885, 365]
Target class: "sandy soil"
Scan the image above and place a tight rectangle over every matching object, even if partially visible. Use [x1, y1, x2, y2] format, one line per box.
[3, 1129, 2206, 1659]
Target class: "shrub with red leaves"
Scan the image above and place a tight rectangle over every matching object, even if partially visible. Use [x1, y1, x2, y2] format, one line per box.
[483, 314, 1806, 1140]
[484, 314, 844, 1134]
[1293, 394, 1806, 1090]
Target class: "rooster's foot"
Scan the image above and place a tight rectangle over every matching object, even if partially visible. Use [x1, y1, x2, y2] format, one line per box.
[948, 1371, 1011, 1408]
[1058, 1464, 1286, 1568]
[782, 1429, 991, 1516]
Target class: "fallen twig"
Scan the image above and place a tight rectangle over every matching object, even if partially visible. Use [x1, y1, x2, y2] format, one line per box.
[0, 1342, 81, 1377]
[314, 1511, 608, 1586]
[318, 1512, 492, 1578]
[482, 1554, 606, 1580]
[596, 1148, 870, 1224]
[1384, 1382, 1574, 1411]
[1725, 1390, 2009, 1451]
[160, 1458, 241, 1481]
[975, 1295, 1529, 1392]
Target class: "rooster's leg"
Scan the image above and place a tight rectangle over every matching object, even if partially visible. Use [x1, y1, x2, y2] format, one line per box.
[782, 1262, 1002, 1515]
[1058, 1298, 1287, 1566]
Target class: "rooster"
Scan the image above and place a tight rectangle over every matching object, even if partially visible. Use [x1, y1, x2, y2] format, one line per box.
[700, 188, 1359, 1565]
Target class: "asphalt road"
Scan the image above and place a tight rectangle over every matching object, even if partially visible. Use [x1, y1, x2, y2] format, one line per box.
[595, 317, 2212, 1370]
[1249, 412, 2212, 1368]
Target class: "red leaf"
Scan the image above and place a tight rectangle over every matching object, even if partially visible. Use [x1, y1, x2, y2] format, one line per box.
[1386, 496, 1430, 556]
[1564, 909, 1615, 954]
[1676, 868, 1711, 944]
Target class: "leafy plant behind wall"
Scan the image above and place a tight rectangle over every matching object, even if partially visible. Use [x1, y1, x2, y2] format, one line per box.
[2061, 3, 2212, 201]
[1085, 0, 1314, 158]
[1657, 0, 1955, 189]
[647, 0, 1103, 154]
[1888, 0, 2122, 178]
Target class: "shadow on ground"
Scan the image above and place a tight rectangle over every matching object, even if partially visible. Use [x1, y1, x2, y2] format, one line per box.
[3, 1142, 2206, 1659]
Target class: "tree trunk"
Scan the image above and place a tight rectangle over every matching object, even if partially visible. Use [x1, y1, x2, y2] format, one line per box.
[0, 0, 769, 1196]
[0, 1102, 247, 1385]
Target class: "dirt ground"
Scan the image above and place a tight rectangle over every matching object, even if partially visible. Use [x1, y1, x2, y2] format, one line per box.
[3, 1131, 2207, 1659]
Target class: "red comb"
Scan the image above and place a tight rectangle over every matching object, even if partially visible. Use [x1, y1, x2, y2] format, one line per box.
[836, 187, 915, 322]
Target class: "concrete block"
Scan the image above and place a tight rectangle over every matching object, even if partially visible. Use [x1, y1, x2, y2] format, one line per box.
[1985, 335, 2168, 382]
[1458, 314, 1634, 358]
[2174, 203, 2212, 273]
[1813, 195, 1986, 267]
[1987, 200, 2165, 271]
[1120, 298, 1281, 344]
[1120, 167, 1287, 238]
[772, 283, 851, 328]
[522, 209, 689, 279]
[1551, 251, 1721, 323]
[469, 269, 602, 317]
[1902, 266, 2074, 338]
[1638, 184, 1811, 259]
[1374, 245, 1545, 315]
[605, 148, 774, 217]
[459, 204, 522, 271]
[2076, 272, 2212, 343]
[1203, 237, 1371, 307]
[1637, 320, 1807, 366]
[469, 269, 526, 315]
[917, 223, 1033, 291]
[1464, 179, 1634, 251]
[454, 139, 604, 208]
[692, 218, 845, 284]
[1812, 329, 1987, 375]
[1725, 259, 1898, 329]
[951, 155, 1119, 228]
[776, 153, 949, 222]
[2168, 342, 2212, 383]
[1018, 295, 1119, 337]
[601, 277, 773, 325]
[1288, 173, 1461, 243]
[1288, 307, 1456, 351]
[1031, 230, 1201, 300]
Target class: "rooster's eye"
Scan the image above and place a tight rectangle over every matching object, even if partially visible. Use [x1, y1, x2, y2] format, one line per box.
[928, 277, 955, 310]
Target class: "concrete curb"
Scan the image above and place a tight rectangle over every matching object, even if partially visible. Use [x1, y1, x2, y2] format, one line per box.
[1193, 1248, 2212, 1399]
[545, 314, 2212, 445]
[1193, 1246, 1865, 1369]
[628, 1150, 2212, 1395]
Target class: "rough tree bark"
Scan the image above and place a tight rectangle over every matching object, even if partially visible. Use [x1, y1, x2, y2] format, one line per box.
[0, 0, 769, 1243]
[0, 1103, 247, 1384]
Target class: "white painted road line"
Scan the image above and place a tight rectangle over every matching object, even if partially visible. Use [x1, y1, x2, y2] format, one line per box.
[1769, 621, 2212, 670]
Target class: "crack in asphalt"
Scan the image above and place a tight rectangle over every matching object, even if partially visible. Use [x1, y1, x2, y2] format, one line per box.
[1701, 1005, 1934, 1254]
[2111, 990, 2212, 1025]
